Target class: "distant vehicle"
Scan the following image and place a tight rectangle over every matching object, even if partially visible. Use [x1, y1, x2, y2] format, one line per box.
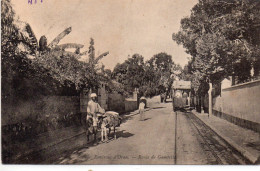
[172, 80, 191, 111]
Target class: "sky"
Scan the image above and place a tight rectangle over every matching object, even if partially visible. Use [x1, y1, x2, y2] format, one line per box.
[12, 0, 198, 70]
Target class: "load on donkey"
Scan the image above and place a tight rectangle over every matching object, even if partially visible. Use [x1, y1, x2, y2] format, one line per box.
[86, 93, 121, 144]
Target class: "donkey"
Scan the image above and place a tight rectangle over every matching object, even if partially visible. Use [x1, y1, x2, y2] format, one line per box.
[98, 111, 121, 142]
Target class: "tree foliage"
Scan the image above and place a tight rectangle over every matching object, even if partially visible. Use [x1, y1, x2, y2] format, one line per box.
[1, 0, 110, 106]
[1, 0, 44, 104]
[112, 52, 180, 97]
[112, 54, 145, 94]
[173, 0, 260, 93]
[146, 53, 175, 94]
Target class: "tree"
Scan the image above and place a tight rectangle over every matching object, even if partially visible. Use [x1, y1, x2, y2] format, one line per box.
[112, 62, 128, 84]
[179, 62, 192, 81]
[112, 54, 145, 95]
[173, 0, 260, 92]
[28, 35, 109, 91]
[85, 38, 110, 90]
[1, 0, 44, 104]
[112, 52, 181, 98]
[146, 53, 175, 95]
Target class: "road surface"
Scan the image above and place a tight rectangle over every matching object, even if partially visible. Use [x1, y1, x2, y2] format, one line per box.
[51, 103, 249, 164]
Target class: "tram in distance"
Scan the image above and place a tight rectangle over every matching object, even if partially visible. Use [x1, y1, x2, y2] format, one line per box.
[171, 80, 192, 112]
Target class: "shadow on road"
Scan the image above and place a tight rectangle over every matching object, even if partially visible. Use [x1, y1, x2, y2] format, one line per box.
[54, 130, 135, 164]
[116, 130, 134, 138]
[141, 118, 151, 121]
[120, 115, 134, 124]
[152, 107, 166, 110]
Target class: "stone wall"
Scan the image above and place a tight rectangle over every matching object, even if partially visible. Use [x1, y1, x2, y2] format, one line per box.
[2, 96, 80, 126]
[98, 83, 108, 110]
[212, 80, 260, 132]
[108, 93, 125, 113]
[2, 95, 81, 163]
[124, 99, 138, 113]
[80, 89, 89, 113]
[79, 87, 139, 115]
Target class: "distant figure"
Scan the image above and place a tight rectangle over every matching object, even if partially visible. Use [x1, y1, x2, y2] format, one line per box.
[139, 101, 145, 121]
[161, 93, 166, 103]
[183, 92, 188, 106]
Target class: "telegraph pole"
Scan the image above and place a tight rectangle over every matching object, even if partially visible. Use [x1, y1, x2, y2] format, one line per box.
[208, 81, 213, 117]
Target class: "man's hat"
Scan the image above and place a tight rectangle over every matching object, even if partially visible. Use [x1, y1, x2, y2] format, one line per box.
[90, 93, 97, 98]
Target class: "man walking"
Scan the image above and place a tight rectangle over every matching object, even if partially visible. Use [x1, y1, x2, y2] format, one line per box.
[139, 99, 145, 121]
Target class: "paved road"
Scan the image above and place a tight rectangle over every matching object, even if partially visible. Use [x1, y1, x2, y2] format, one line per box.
[52, 103, 249, 165]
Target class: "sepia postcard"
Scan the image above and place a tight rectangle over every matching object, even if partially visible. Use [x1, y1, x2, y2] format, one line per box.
[1, 0, 260, 166]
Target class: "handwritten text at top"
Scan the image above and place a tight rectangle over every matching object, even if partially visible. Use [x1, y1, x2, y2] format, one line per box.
[28, 0, 43, 4]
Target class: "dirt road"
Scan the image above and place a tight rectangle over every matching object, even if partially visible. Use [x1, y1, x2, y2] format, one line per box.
[55, 103, 175, 164]
[52, 103, 249, 165]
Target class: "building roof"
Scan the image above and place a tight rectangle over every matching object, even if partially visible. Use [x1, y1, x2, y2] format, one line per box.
[172, 80, 191, 90]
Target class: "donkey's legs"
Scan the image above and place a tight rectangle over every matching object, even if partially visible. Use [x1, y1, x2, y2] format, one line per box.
[87, 134, 90, 142]
[104, 127, 108, 141]
[114, 127, 116, 140]
[109, 128, 111, 135]
[108, 128, 111, 138]
[101, 128, 104, 142]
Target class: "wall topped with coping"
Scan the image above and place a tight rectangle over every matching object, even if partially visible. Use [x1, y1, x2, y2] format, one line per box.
[213, 79, 260, 132]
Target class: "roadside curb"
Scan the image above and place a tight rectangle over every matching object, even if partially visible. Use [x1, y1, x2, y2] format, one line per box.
[191, 111, 258, 164]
